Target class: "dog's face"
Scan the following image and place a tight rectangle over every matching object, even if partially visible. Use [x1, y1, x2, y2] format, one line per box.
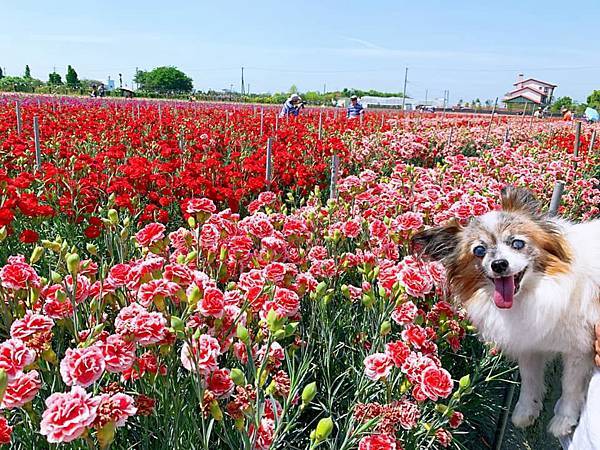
[412, 186, 572, 309]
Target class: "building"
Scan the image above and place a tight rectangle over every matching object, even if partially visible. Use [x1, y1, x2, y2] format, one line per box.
[503, 74, 556, 109]
[359, 96, 412, 110]
[105, 76, 116, 91]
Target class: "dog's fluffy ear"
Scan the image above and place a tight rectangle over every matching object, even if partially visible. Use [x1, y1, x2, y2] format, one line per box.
[411, 220, 462, 261]
[501, 186, 540, 215]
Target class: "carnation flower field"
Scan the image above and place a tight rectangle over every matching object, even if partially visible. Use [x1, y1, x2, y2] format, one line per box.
[0, 95, 598, 449]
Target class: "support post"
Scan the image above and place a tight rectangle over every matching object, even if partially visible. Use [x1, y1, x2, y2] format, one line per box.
[329, 154, 340, 200]
[265, 137, 273, 185]
[318, 111, 323, 140]
[33, 116, 41, 170]
[548, 180, 565, 216]
[574, 121, 582, 158]
[503, 126, 510, 145]
[15, 101, 22, 135]
[260, 108, 264, 137]
[484, 97, 498, 144]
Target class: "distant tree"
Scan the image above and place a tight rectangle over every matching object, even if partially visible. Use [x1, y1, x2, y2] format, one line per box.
[135, 66, 193, 93]
[586, 90, 600, 110]
[66, 65, 79, 87]
[302, 91, 322, 103]
[0, 67, 3, 79]
[0, 76, 42, 92]
[288, 84, 298, 94]
[24, 65, 31, 78]
[341, 87, 406, 98]
[550, 96, 574, 113]
[48, 72, 63, 85]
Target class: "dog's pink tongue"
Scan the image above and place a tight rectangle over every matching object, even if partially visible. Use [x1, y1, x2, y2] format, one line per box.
[493, 276, 515, 309]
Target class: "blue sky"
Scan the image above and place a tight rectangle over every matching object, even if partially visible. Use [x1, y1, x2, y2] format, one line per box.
[2, 0, 599, 103]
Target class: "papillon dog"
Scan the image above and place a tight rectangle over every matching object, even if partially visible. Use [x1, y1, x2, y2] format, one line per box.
[412, 186, 600, 437]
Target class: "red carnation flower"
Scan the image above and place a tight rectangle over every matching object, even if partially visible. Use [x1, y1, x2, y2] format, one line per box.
[19, 229, 39, 244]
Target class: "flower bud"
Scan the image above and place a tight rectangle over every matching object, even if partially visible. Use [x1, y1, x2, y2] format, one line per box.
[209, 400, 223, 421]
[340, 284, 350, 298]
[123, 217, 130, 228]
[170, 316, 185, 332]
[187, 216, 196, 228]
[459, 374, 471, 390]
[301, 382, 317, 406]
[107, 209, 119, 226]
[0, 369, 8, 404]
[380, 320, 392, 336]
[97, 421, 116, 450]
[50, 271, 62, 284]
[56, 290, 67, 303]
[188, 285, 201, 307]
[236, 323, 249, 343]
[86, 243, 98, 255]
[30, 246, 45, 264]
[435, 404, 448, 414]
[316, 281, 327, 295]
[0, 227, 6, 242]
[314, 417, 334, 442]
[362, 293, 374, 308]
[235, 417, 245, 430]
[230, 368, 245, 386]
[266, 309, 284, 332]
[185, 251, 197, 264]
[265, 380, 276, 395]
[66, 253, 80, 275]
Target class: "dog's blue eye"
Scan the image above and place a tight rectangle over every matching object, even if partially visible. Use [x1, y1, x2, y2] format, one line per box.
[473, 245, 487, 257]
[511, 239, 525, 250]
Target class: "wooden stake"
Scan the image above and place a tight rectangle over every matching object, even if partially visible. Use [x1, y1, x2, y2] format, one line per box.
[329, 154, 340, 200]
[589, 129, 596, 153]
[15, 101, 22, 135]
[520, 102, 528, 124]
[548, 180, 565, 216]
[447, 127, 454, 147]
[265, 137, 273, 185]
[503, 126, 510, 145]
[158, 104, 162, 131]
[574, 121, 582, 158]
[33, 116, 41, 170]
[318, 111, 323, 140]
[484, 97, 498, 144]
[260, 108, 264, 137]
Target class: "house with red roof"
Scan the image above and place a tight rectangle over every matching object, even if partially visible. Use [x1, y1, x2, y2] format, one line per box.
[503, 74, 557, 109]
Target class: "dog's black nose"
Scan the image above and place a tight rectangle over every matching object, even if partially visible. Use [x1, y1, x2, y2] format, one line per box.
[491, 259, 509, 274]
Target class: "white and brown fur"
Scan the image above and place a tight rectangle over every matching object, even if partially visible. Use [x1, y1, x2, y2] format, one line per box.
[413, 186, 600, 437]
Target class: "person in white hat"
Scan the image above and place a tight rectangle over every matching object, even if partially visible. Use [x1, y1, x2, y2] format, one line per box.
[279, 93, 304, 117]
[347, 95, 364, 119]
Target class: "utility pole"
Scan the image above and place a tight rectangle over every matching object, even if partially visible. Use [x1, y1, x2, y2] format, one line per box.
[135, 66, 138, 89]
[425, 89, 428, 105]
[401, 67, 408, 110]
[241, 67, 245, 95]
[323, 83, 326, 95]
